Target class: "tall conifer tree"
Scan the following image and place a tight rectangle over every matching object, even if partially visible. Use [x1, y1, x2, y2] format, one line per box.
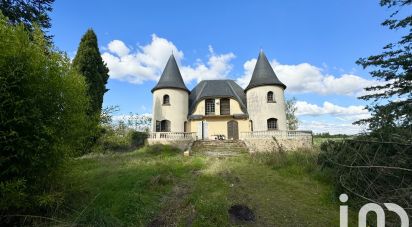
[356, 0, 411, 136]
[73, 29, 109, 117]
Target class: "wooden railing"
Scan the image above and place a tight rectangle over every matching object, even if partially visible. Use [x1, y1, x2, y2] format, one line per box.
[240, 130, 312, 139]
[148, 132, 197, 140]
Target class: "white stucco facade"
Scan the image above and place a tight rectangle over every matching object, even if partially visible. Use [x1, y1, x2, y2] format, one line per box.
[246, 85, 287, 131]
[152, 88, 188, 132]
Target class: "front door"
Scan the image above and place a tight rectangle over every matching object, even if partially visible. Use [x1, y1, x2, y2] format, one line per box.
[227, 120, 239, 140]
[197, 121, 208, 140]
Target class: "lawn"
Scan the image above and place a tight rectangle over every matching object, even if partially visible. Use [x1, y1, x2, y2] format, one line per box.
[56, 144, 353, 226]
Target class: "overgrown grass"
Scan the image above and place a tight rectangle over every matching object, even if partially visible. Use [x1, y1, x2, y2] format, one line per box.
[53, 145, 355, 226]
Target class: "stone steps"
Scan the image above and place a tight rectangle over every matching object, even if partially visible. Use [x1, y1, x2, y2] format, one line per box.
[191, 140, 249, 156]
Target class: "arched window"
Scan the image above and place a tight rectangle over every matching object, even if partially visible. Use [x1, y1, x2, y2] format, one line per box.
[160, 120, 171, 132]
[267, 118, 278, 130]
[267, 91, 275, 103]
[163, 95, 170, 105]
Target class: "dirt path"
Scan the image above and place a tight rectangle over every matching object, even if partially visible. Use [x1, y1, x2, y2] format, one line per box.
[150, 152, 343, 226]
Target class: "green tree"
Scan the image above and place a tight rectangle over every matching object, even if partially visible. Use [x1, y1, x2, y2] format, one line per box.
[0, 14, 90, 218]
[286, 97, 299, 130]
[73, 29, 109, 117]
[356, 0, 411, 138]
[0, 0, 54, 33]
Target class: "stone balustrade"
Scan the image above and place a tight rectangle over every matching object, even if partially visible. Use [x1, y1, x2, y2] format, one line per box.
[147, 132, 197, 151]
[240, 130, 313, 139]
[148, 132, 197, 140]
[147, 130, 313, 152]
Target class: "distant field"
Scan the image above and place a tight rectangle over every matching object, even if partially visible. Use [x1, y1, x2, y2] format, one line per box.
[54, 143, 357, 226]
[313, 136, 350, 147]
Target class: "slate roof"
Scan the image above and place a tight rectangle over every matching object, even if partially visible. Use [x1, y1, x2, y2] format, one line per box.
[189, 80, 248, 115]
[151, 55, 189, 93]
[245, 51, 286, 91]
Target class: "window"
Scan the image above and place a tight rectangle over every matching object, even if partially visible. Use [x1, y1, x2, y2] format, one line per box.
[163, 95, 170, 105]
[160, 120, 171, 132]
[267, 118, 278, 130]
[249, 120, 253, 132]
[267, 91, 275, 103]
[155, 121, 161, 132]
[205, 99, 215, 115]
[156, 120, 171, 132]
[220, 98, 230, 115]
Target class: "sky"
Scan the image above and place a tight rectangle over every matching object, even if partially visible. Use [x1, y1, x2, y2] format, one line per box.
[49, 0, 403, 134]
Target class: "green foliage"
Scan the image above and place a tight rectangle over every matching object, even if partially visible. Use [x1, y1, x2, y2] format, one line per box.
[0, 14, 90, 219]
[94, 126, 148, 153]
[314, 132, 351, 138]
[319, 136, 412, 222]
[0, 0, 54, 33]
[355, 0, 411, 133]
[317, 2, 412, 224]
[285, 97, 299, 130]
[73, 29, 109, 117]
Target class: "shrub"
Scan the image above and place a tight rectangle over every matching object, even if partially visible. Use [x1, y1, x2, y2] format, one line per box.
[319, 135, 412, 221]
[0, 15, 90, 220]
[130, 131, 148, 148]
[94, 126, 148, 152]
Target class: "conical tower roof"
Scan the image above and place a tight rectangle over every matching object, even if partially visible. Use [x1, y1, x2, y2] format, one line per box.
[245, 51, 286, 91]
[151, 54, 189, 93]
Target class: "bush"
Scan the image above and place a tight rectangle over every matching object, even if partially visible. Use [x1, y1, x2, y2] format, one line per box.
[130, 131, 148, 148]
[94, 126, 148, 152]
[319, 134, 412, 221]
[0, 15, 90, 220]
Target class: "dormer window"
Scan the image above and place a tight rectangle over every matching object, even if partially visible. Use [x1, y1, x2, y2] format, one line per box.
[163, 95, 170, 105]
[205, 99, 215, 115]
[267, 91, 275, 103]
[220, 98, 230, 115]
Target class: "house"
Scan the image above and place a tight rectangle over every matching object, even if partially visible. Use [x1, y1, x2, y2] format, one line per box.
[149, 51, 312, 152]
[151, 51, 287, 138]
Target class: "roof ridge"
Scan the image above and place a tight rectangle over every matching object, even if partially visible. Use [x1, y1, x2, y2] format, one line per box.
[194, 81, 207, 102]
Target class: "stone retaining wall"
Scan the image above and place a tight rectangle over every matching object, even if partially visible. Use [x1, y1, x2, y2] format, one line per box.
[243, 137, 312, 153]
[147, 139, 193, 151]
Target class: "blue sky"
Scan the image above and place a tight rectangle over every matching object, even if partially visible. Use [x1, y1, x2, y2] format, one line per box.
[49, 0, 402, 134]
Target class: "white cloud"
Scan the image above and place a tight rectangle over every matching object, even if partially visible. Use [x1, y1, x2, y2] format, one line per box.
[102, 36, 379, 97]
[102, 34, 182, 84]
[295, 101, 370, 134]
[298, 120, 368, 135]
[102, 34, 234, 84]
[236, 59, 379, 96]
[180, 48, 235, 82]
[296, 101, 369, 117]
[107, 40, 130, 57]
